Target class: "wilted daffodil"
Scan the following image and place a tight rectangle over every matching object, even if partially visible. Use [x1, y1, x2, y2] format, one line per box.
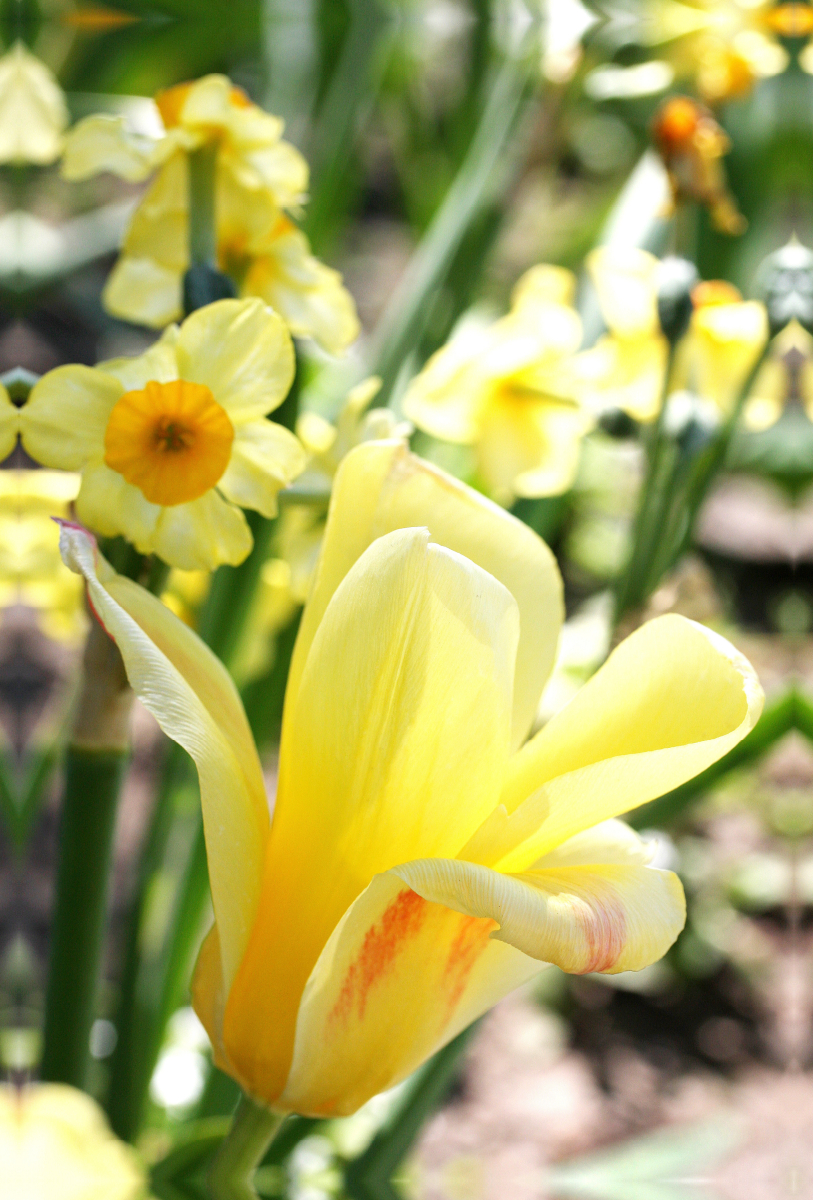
[0, 42, 68, 165]
[61, 441, 761, 1117]
[99, 141, 359, 351]
[20, 298, 306, 570]
[403, 265, 593, 504]
[1, 1083, 147, 1200]
[651, 95, 746, 235]
[62, 75, 359, 352]
[576, 248, 767, 421]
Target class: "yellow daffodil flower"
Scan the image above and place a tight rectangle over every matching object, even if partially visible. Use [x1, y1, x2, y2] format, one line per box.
[0, 42, 68, 165]
[62, 75, 359, 352]
[1, 1083, 147, 1200]
[0, 471, 85, 643]
[61, 441, 761, 1117]
[20, 299, 306, 570]
[99, 146, 359, 352]
[640, 0, 788, 104]
[575, 248, 768, 421]
[403, 265, 593, 504]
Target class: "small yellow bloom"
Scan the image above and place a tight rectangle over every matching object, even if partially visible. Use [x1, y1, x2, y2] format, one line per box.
[20, 298, 306, 570]
[62, 441, 761, 1117]
[100, 152, 359, 352]
[0, 1083, 146, 1200]
[403, 265, 593, 504]
[0, 471, 85, 643]
[576, 247, 768, 421]
[0, 42, 68, 165]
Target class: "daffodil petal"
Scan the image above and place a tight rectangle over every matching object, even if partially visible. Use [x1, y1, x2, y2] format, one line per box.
[175, 298, 295, 421]
[103, 256, 183, 329]
[286, 441, 563, 749]
[76, 464, 160, 547]
[97, 324, 181, 391]
[0, 385, 18, 461]
[277, 871, 541, 1116]
[152, 492, 253, 570]
[59, 523, 268, 994]
[61, 113, 163, 182]
[465, 614, 762, 872]
[587, 246, 660, 339]
[224, 527, 519, 1103]
[218, 420, 307, 517]
[476, 397, 588, 503]
[394, 855, 685, 973]
[21, 366, 122, 470]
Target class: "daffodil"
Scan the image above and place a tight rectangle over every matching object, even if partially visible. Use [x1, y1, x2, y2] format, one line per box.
[0, 42, 68, 165]
[99, 146, 359, 351]
[62, 75, 359, 352]
[20, 298, 306, 570]
[0, 471, 85, 643]
[1, 1083, 147, 1200]
[575, 248, 767, 421]
[403, 265, 593, 504]
[62, 440, 761, 1117]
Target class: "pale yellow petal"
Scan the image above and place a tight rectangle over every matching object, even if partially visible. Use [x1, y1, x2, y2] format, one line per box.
[224, 528, 519, 1102]
[402, 321, 490, 443]
[574, 333, 668, 422]
[465, 614, 763, 872]
[587, 246, 660, 338]
[476, 395, 588, 503]
[97, 323, 181, 391]
[395, 855, 685, 974]
[0, 384, 18, 461]
[287, 441, 563, 750]
[175, 298, 295, 420]
[226, 140, 309, 210]
[0, 43, 67, 165]
[76, 463, 160, 547]
[218, 420, 307, 517]
[102, 256, 184, 329]
[277, 872, 540, 1116]
[152, 491, 253, 570]
[59, 523, 268, 994]
[21, 366, 122, 469]
[683, 301, 768, 413]
[61, 113, 162, 182]
[511, 264, 577, 310]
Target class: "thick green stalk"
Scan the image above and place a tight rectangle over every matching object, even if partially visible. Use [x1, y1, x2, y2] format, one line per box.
[208, 1096, 284, 1200]
[188, 144, 218, 268]
[40, 617, 133, 1086]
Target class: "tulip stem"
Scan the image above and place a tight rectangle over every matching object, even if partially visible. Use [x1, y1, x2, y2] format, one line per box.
[208, 1095, 284, 1200]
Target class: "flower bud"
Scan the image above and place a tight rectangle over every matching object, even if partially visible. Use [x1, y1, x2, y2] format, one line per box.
[756, 239, 813, 336]
[656, 256, 699, 344]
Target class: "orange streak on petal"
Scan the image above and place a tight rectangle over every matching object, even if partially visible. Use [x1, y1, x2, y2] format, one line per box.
[442, 915, 496, 1019]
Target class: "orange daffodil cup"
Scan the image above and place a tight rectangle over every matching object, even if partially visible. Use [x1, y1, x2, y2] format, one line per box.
[19, 298, 306, 571]
[60, 442, 762, 1118]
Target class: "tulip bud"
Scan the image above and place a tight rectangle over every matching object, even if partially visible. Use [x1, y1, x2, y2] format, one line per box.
[757, 239, 813, 336]
[656, 256, 699, 344]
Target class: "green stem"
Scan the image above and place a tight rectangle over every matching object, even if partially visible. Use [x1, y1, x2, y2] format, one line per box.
[40, 747, 129, 1085]
[208, 1096, 284, 1200]
[188, 144, 218, 268]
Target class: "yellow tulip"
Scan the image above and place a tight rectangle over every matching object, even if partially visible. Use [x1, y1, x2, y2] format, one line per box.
[403, 265, 593, 504]
[575, 248, 768, 421]
[0, 42, 68, 165]
[1, 1083, 146, 1200]
[20, 299, 306, 571]
[60, 442, 762, 1117]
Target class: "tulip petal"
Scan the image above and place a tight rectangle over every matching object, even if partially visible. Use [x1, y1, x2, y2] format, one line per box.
[286, 441, 563, 749]
[464, 615, 763, 872]
[59, 524, 268, 992]
[218, 419, 308, 517]
[21, 366, 122, 470]
[175, 297, 295, 421]
[224, 527, 519, 1103]
[277, 871, 541, 1116]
